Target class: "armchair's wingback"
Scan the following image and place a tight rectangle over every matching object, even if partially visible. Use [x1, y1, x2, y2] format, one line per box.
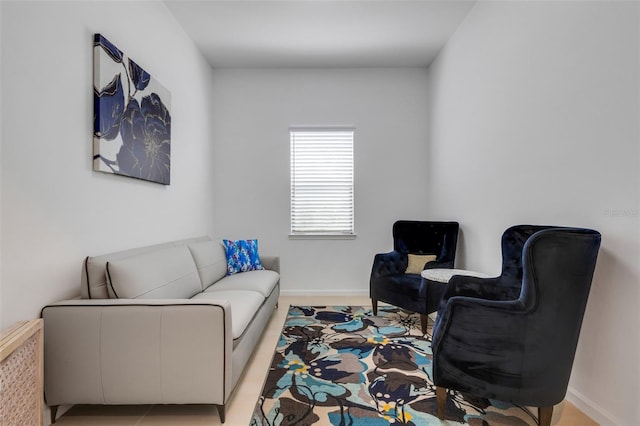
[432, 227, 601, 425]
[500, 224, 553, 280]
[392, 220, 458, 268]
[370, 220, 459, 332]
[445, 224, 556, 302]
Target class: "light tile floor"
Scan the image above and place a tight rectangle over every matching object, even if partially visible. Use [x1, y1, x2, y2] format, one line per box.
[55, 296, 598, 426]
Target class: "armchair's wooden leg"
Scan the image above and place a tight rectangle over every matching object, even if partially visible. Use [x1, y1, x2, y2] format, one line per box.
[372, 299, 378, 315]
[538, 406, 553, 426]
[436, 386, 446, 420]
[50, 405, 59, 424]
[420, 314, 428, 334]
[217, 404, 226, 423]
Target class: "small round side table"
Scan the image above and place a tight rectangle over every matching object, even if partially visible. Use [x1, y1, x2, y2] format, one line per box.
[421, 268, 490, 283]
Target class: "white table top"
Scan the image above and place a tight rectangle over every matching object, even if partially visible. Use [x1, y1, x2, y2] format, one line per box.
[421, 268, 490, 283]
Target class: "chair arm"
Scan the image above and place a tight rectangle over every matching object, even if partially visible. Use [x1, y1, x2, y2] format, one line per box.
[41, 299, 233, 406]
[370, 251, 405, 280]
[432, 296, 525, 365]
[432, 296, 528, 392]
[424, 259, 454, 270]
[441, 275, 512, 303]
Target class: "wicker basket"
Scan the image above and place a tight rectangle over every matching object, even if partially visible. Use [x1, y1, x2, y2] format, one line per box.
[0, 319, 43, 426]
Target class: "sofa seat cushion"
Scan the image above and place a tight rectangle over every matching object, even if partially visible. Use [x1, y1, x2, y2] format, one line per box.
[191, 290, 264, 341]
[203, 270, 279, 298]
[106, 246, 201, 299]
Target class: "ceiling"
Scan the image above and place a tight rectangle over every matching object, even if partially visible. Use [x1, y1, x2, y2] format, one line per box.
[164, 0, 477, 68]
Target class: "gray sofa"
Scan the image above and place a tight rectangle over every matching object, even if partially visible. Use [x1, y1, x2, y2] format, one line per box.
[41, 236, 280, 424]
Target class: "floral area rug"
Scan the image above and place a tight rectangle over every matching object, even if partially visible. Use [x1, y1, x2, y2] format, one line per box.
[251, 305, 539, 426]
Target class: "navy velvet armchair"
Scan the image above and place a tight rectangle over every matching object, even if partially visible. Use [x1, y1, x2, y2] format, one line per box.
[432, 226, 601, 426]
[370, 220, 459, 333]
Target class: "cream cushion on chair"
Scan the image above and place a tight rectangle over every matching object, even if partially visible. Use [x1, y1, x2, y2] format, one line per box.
[405, 254, 438, 274]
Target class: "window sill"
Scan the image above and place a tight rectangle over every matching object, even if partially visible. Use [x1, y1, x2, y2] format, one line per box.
[288, 233, 357, 240]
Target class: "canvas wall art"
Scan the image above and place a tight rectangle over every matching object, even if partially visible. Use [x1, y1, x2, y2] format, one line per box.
[93, 34, 171, 185]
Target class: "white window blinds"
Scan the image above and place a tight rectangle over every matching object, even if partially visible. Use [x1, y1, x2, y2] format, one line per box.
[290, 128, 355, 236]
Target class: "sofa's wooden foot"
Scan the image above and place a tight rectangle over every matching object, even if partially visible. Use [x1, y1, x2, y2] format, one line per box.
[372, 299, 378, 315]
[216, 404, 226, 423]
[436, 386, 446, 420]
[50, 405, 59, 424]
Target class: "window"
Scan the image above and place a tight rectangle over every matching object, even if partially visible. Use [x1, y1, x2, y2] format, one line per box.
[290, 127, 355, 237]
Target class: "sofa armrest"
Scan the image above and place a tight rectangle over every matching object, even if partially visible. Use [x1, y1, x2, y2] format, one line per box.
[42, 299, 233, 407]
[260, 255, 280, 273]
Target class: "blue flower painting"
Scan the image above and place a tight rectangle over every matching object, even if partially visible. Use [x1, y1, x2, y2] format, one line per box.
[93, 34, 171, 185]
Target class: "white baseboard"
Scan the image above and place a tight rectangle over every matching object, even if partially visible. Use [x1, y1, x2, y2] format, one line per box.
[566, 386, 621, 425]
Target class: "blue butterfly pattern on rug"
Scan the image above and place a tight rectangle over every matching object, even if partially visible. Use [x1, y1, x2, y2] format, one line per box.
[251, 305, 538, 426]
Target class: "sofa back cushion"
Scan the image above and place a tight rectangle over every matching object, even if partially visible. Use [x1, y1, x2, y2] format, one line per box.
[106, 246, 201, 299]
[187, 240, 228, 290]
[82, 236, 210, 299]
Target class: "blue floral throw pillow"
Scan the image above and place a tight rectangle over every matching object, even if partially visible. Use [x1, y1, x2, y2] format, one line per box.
[222, 239, 264, 275]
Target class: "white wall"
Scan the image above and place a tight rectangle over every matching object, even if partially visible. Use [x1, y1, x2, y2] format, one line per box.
[0, 1, 216, 329]
[427, 1, 639, 424]
[3, 1, 637, 422]
[211, 68, 431, 294]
